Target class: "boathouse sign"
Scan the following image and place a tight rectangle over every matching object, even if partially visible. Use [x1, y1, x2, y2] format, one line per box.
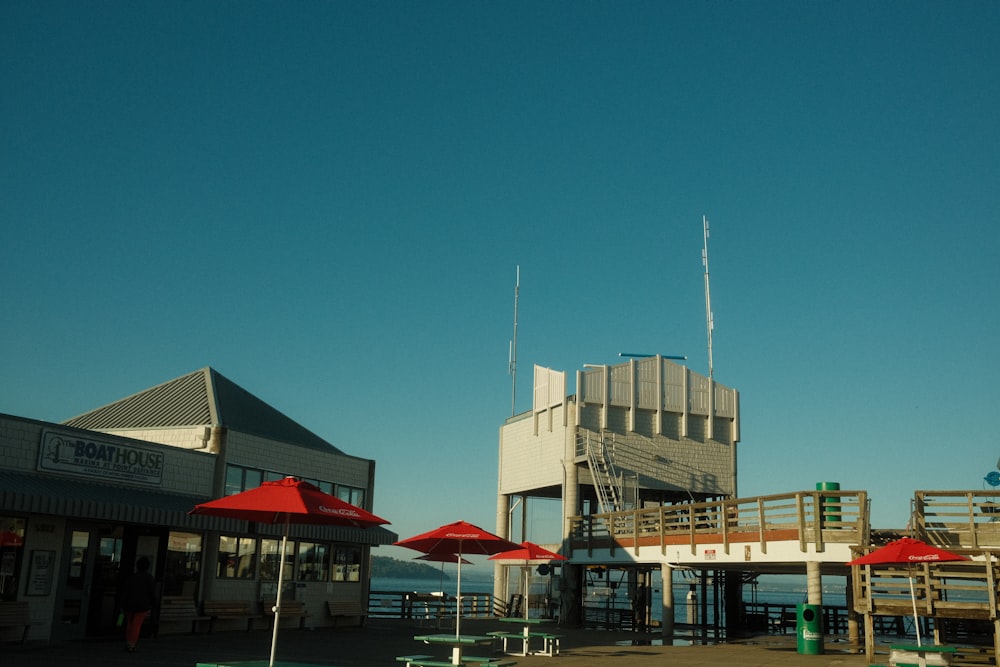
[38, 430, 164, 486]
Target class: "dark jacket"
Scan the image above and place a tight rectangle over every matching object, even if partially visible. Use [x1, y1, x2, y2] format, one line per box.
[121, 568, 157, 613]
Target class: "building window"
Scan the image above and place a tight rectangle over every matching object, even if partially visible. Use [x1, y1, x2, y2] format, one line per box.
[332, 545, 361, 582]
[225, 465, 263, 495]
[163, 531, 202, 597]
[244, 468, 263, 490]
[0, 517, 25, 601]
[296, 542, 329, 582]
[337, 485, 366, 508]
[217, 535, 256, 579]
[224, 466, 242, 495]
[225, 465, 352, 501]
[259, 538, 295, 581]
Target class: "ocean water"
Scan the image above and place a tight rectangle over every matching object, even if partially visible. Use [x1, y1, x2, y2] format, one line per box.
[371, 574, 494, 598]
[371, 572, 850, 626]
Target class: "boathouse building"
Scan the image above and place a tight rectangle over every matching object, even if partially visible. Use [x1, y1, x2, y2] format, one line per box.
[0, 368, 395, 642]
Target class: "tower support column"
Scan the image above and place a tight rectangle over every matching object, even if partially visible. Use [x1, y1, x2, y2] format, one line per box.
[660, 563, 674, 642]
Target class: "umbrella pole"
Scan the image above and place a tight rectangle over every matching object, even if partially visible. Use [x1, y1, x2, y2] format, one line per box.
[523, 564, 529, 620]
[269, 517, 290, 667]
[449, 541, 464, 666]
[455, 542, 462, 640]
[908, 575, 921, 647]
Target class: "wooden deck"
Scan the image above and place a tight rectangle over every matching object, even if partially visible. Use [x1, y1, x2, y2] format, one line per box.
[566, 489, 1000, 665]
[568, 489, 868, 562]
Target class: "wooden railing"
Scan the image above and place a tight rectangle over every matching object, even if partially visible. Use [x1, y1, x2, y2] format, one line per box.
[914, 490, 1000, 550]
[568, 489, 868, 557]
[851, 560, 1000, 622]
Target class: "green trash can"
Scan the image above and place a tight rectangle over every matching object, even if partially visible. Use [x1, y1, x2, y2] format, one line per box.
[816, 481, 841, 524]
[796, 603, 824, 655]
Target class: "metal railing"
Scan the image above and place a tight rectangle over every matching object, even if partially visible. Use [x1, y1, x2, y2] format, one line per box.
[580, 431, 624, 513]
[367, 589, 503, 622]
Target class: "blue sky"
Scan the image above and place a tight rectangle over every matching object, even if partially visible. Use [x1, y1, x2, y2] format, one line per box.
[3, 1, 998, 566]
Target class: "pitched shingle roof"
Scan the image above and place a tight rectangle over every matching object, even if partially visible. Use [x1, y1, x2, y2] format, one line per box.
[63, 367, 343, 454]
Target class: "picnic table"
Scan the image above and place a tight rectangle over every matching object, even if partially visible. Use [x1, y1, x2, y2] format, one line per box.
[889, 644, 956, 667]
[492, 617, 560, 656]
[413, 633, 495, 666]
[197, 662, 342, 667]
[406, 592, 453, 628]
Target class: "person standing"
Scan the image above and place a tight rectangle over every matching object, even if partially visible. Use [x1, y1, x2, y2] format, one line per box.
[120, 556, 157, 653]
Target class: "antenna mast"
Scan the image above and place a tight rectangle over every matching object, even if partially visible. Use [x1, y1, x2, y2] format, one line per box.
[702, 216, 714, 380]
[509, 265, 520, 416]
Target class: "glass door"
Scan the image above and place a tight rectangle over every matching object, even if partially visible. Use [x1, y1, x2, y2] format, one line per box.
[53, 524, 124, 640]
[53, 526, 96, 640]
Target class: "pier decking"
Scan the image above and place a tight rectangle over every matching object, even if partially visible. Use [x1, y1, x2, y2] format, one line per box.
[565, 489, 1000, 665]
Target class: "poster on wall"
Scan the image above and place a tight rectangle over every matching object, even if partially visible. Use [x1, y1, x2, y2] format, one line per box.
[26, 550, 55, 596]
[1, 552, 15, 577]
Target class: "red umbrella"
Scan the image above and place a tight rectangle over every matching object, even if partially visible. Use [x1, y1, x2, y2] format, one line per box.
[190, 477, 389, 667]
[489, 541, 567, 619]
[395, 521, 520, 639]
[846, 537, 968, 646]
[488, 541, 567, 564]
[415, 553, 473, 565]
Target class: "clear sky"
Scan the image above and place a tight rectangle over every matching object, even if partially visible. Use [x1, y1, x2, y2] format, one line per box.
[3, 1, 998, 567]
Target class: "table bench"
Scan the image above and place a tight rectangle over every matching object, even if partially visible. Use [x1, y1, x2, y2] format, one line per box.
[488, 630, 560, 657]
[262, 599, 309, 630]
[203, 599, 260, 632]
[396, 657, 463, 667]
[0, 601, 31, 643]
[488, 631, 523, 652]
[326, 599, 367, 627]
[462, 656, 517, 666]
[534, 633, 561, 657]
[157, 597, 209, 636]
[889, 644, 956, 667]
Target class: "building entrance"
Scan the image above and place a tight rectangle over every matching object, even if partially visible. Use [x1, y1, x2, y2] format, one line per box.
[54, 524, 118, 640]
[52, 523, 163, 640]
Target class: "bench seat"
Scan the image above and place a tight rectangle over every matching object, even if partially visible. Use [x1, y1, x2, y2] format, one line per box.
[462, 656, 517, 665]
[489, 630, 560, 656]
[157, 597, 209, 636]
[396, 659, 462, 667]
[0, 601, 31, 643]
[261, 599, 309, 630]
[488, 631, 523, 654]
[535, 633, 562, 656]
[203, 599, 260, 632]
[326, 599, 367, 627]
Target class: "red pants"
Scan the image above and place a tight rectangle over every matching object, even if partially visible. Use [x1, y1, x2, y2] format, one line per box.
[124, 610, 148, 647]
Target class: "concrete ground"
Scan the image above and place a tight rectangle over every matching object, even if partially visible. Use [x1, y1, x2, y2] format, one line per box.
[3, 618, 878, 667]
